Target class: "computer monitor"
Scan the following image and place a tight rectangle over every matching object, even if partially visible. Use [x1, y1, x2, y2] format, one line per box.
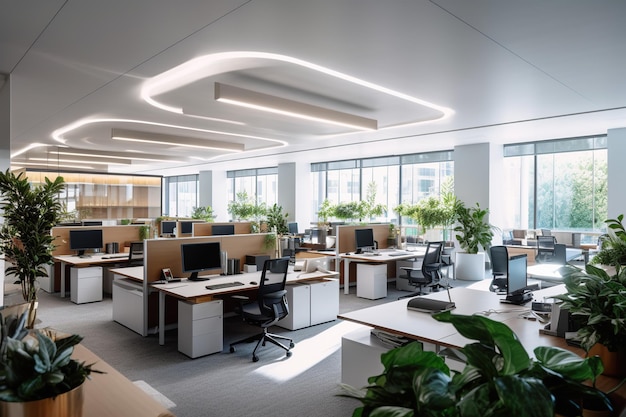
[179, 220, 200, 235]
[287, 222, 299, 235]
[504, 254, 532, 304]
[212, 224, 235, 235]
[161, 221, 177, 236]
[355, 228, 375, 253]
[180, 241, 222, 281]
[69, 229, 103, 257]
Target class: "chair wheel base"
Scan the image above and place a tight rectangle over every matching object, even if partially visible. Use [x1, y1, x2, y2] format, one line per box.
[286, 351, 292, 357]
[229, 346, 236, 353]
[252, 355, 259, 362]
[289, 342, 295, 348]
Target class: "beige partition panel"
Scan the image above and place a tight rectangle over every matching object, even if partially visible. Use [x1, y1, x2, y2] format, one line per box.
[192, 222, 252, 236]
[51, 225, 143, 255]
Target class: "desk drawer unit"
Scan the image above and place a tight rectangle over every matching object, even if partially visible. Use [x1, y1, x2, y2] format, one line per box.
[278, 283, 311, 330]
[70, 266, 103, 304]
[310, 278, 339, 325]
[112, 279, 144, 335]
[356, 263, 387, 299]
[178, 300, 223, 358]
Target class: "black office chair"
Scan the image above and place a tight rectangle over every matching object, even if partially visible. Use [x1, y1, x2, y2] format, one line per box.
[229, 258, 294, 362]
[536, 236, 557, 263]
[127, 241, 144, 266]
[489, 245, 508, 293]
[398, 241, 443, 299]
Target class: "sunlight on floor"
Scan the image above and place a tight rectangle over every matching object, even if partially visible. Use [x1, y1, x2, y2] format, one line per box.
[253, 321, 365, 382]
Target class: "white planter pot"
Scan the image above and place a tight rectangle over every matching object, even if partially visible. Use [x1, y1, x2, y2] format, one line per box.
[454, 252, 485, 281]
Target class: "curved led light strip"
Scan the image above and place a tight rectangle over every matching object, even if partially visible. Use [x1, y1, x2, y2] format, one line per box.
[52, 117, 288, 149]
[141, 51, 454, 130]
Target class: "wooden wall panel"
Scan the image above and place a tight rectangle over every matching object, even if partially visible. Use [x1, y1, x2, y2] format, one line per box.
[336, 224, 392, 254]
[51, 225, 143, 255]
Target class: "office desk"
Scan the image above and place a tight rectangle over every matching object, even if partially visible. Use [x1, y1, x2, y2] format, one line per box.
[338, 285, 566, 350]
[339, 249, 424, 295]
[506, 245, 582, 265]
[74, 344, 175, 417]
[54, 253, 130, 298]
[152, 269, 340, 346]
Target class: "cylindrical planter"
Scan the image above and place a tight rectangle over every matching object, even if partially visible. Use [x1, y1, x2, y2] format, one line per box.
[0, 383, 84, 417]
[588, 343, 626, 377]
[454, 252, 485, 281]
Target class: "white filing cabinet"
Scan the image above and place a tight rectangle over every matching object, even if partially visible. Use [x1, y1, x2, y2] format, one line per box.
[39, 264, 54, 293]
[395, 259, 424, 291]
[112, 278, 144, 335]
[70, 266, 103, 304]
[310, 278, 339, 325]
[356, 263, 387, 299]
[178, 300, 223, 358]
[341, 327, 390, 389]
[278, 283, 311, 330]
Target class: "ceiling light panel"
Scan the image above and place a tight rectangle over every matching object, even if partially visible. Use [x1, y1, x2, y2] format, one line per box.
[110, 128, 245, 152]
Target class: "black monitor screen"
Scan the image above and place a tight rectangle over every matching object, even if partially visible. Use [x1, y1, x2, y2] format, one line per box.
[288, 222, 299, 234]
[161, 221, 177, 235]
[180, 241, 222, 281]
[212, 224, 235, 236]
[69, 229, 103, 256]
[180, 221, 198, 234]
[507, 254, 528, 296]
[355, 228, 375, 251]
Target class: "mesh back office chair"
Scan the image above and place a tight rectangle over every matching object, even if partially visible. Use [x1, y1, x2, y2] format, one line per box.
[127, 241, 144, 266]
[536, 236, 557, 263]
[229, 258, 294, 362]
[398, 241, 443, 299]
[489, 245, 508, 293]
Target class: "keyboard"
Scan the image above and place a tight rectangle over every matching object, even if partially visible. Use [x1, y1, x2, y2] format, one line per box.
[387, 252, 408, 257]
[101, 255, 128, 259]
[205, 281, 245, 290]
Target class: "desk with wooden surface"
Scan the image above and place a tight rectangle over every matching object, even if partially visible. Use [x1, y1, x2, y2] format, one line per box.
[74, 344, 174, 417]
[339, 249, 425, 295]
[54, 253, 130, 298]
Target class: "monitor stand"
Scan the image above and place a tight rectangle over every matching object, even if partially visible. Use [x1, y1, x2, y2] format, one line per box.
[187, 272, 210, 281]
[501, 291, 533, 305]
[76, 250, 91, 258]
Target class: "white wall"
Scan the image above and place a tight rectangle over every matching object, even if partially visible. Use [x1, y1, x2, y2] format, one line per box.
[608, 128, 626, 219]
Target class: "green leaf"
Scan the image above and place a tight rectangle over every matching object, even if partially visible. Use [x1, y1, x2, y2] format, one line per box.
[533, 346, 601, 381]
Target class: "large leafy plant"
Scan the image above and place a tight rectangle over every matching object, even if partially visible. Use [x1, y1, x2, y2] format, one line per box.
[265, 204, 289, 235]
[342, 312, 612, 417]
[0, 311, 100, 402]
[591, 214, 626, 274]
[553, 263, 626, 352]
[0, 170, 65, 327]
[453, 202, 495, 254]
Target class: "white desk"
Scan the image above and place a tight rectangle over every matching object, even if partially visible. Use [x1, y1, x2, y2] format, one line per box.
[54, 253, 130, 297]
[339, 249, 425, 295]
[152, 268, 339, 346]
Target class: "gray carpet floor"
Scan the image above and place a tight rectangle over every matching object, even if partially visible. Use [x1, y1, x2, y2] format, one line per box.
[15, 278, 477, 417]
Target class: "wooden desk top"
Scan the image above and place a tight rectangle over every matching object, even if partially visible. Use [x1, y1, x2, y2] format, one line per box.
[110, 266, 144, 281]
[151, 268, 339, 303]
[75, 344, 174, 417]
[339, 249, 424, 262]
[54, 253, 130, 266]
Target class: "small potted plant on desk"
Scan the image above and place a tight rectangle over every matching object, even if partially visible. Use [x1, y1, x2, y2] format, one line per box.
[340, 312, 614, 417]
[0, 311, 102, 417]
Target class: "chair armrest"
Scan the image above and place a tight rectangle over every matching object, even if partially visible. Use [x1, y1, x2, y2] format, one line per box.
[263, 290, 287, 301]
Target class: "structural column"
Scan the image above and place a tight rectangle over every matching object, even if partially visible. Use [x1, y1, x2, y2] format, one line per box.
[0, 75, 11, 307]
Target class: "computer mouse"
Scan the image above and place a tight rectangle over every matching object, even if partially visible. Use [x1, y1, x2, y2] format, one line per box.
[345, 252, 351, 255]
[250, 281, 258, 285]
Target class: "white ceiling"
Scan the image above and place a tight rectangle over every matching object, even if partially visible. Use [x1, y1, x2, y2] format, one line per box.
[2, 0, 626, 176]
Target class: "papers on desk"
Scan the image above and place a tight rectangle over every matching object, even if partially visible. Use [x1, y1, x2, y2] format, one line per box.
[371, 329, 409, 347]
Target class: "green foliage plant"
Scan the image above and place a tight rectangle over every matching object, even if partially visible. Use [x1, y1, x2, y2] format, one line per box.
[334, 202, 361, 222]
[591, 214, 626, 274]
[453, 202, 496, 254]
[0, 311, 102, 402]
[227, 191, 256, 221]
[316, 199, 334, 226]
[265, 204, 289, 235]
[554, 263, 626, 353]
[0, 170, 65, 327]
[191, 205, 216, 222]
[341, 312, 612, 417]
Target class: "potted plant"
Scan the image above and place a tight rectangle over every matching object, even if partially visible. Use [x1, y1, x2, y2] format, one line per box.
[0, 170, 65, 327]
[554, 263, 626, 377]
[359, 182, 387, 222]
[334, 201, 361, 223]
[590, 214, 626, 274]
[341, 312, 613, 417]
[0, 311, 101, 415]
[453, 202, 495, 280]
[265, 204, 289, 235]
[191, 205, 216, 222]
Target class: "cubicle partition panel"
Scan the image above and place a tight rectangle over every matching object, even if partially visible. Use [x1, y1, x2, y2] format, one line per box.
[336, 224, 395, 286]
[142, 234, 274, 332]
[192, 222, 252, 236]
[51, 225, 143, 256]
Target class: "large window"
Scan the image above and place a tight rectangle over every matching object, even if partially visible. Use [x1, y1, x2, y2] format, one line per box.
[503, 136, 607, 231]
[163, 175, 199, 217]
[227, 167, 278, 205]
[311, 151, 453, 223]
